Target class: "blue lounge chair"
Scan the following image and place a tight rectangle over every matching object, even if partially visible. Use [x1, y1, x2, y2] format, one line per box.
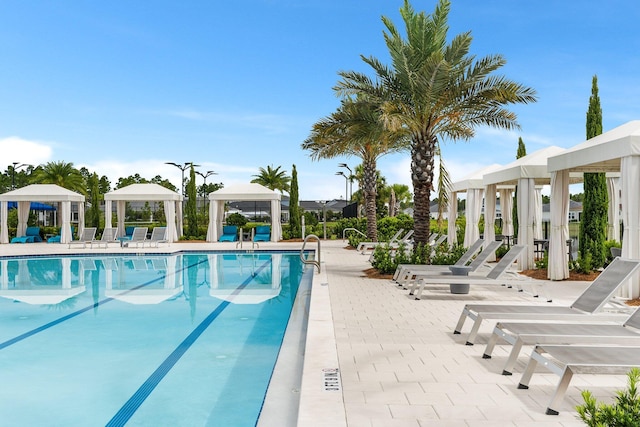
[219, 225, 238, 242]
[47, 226, 74, 243]
[253, 225, 271, 242]
[117, 226, 136, 244]
[11, 226, 42, 243]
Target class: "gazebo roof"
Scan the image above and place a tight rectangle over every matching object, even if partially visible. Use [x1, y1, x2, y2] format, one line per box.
[104, 183, 182, 201]
[208, 183, 281, 201]
[450, 164, 502, 192]
[483, 146, 569, 186]
[0, 184, 85, 202]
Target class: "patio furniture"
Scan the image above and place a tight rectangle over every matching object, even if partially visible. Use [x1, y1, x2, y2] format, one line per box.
[452, 257, 640, 345]
[253, 225, 271, 242]
[11, 226, 42, 243]
[68, 227, 97, 249]
[144, 227, 168, 247]
[121, 227, 148, 248]
[219, 225, 238, 242]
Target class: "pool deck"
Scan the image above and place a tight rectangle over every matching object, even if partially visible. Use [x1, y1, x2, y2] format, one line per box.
[0, 240, 631, 426]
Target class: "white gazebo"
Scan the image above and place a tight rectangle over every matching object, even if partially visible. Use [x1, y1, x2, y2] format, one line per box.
[483, 146, 570, 270]
[548, 120, 640, 297]
[449, 164, 502, 254]
[0, 184, 85, 244]
[207, 183, 282, 242]
[104, 184, 183, 242]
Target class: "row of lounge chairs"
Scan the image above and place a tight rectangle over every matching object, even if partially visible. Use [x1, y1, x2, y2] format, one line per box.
[390, 240, 640, 415]
[219, 225, 271, 242]
[67, 226, 168, 249]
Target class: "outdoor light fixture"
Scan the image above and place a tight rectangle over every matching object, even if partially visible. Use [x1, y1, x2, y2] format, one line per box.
[338, 163, 353, 201]
[10, 162, 30, 190]
[165, 162, 200, 195]
[336, 171, 348, 204]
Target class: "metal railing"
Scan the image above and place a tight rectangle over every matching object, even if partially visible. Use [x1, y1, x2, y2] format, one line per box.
[342, 228, 366, 241]
[300, 234, 321, 273]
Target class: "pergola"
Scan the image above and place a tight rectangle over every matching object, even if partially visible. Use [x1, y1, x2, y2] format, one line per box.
[0, 184, 85, 244]
[207, 183, 282, 242]
[548, 120, 640, 297]
[104, 184, 183, 242]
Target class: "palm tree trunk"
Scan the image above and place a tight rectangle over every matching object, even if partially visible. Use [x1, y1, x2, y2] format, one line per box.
[363, 158, 378, 241]
[411, 132, 436, 251]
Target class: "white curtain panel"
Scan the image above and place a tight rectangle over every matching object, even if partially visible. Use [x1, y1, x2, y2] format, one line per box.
[206, 201, 217, 242]
[534, 187, 543, 240]
[447, 191, 458, 246]
[117, 201, 126, 238]
[548, 170, 570, 280]
[164, 200, 178, 242]
[104, 200, 113, 233]
[60, 202, 71, 244]
[464, 188, 484, 248]
[483, 184, 497, 261]
[499, 189, 514, 237]
[620, 156, 640, 298]
[516, 178, 536, 270]
[271, 199, 282, 241]
[17, 201, 30, 237]
[607, 177, 621, 242]
[77, 202, 85, 238]
[176, 202, 184, 238]
[0, 201, 8, 243]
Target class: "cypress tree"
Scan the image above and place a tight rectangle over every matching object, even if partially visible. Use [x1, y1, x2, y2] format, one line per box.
[513, 137, 526, 239]
[580, 75, 608, 268]
[185, 164, 198, 237]
[289, 164, 301, 238]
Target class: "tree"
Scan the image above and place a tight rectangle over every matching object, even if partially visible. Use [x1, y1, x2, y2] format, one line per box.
[31, 161, 85, 194]
[513, 136, 527, 238]
[251, 165, 290, 193]
[580, 75, 608, 268]
[335, 0, 536, 248]
[303, 97, 408, 241]
[185, 164, 198, 237]
[86, 173, 101, 228]
[289, 164, 301, 238]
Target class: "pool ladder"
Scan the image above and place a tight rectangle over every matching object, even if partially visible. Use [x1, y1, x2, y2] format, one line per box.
[300, 234, 321, 273]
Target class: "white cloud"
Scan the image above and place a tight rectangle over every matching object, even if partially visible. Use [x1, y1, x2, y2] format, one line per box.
[0, 137, 53, 166]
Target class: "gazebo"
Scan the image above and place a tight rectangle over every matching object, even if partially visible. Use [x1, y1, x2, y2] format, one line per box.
[0, 184, 85, 244]
[104, 184, 183, 242]
[483, 146, 570, 270]
[547, 120, 640, 297]
[207, 183, 282, 242]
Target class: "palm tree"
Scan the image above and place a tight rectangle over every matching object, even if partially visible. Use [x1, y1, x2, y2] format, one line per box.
[303, 97, 409, 241]
[251, 165, 291, 193]
[335, 0, 537, 248]
[31, 161, 86, 193]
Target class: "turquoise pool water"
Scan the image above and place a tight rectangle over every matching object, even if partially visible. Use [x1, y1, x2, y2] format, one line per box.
[0, 252, 310, 426]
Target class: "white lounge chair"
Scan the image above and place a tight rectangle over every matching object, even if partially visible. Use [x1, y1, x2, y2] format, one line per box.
[397, 240, 499, 290]
[409, 244, 526, 300]
[356, 229, 406, 253]
[483, 306, 640, 376]
[453, 257, 640, 345]
[121, 227, 148, 248]
[517, 344, 640, 415]
[144, 227, 168, 248]
[90, 228, 119, 249]
[68, 227, 97, 249]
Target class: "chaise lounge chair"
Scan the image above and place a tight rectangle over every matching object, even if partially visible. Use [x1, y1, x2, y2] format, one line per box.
[517, 343, 640, 415]
[253, 225, 271, 242]
[144, 227, 168, 247]
[68, 227, 97, 249]
[89, 228, 119, 249]
[219, 225, 238, 242]
[356, 229, 407, 253]
[121, 227, 148, 248]
[11, 226, 43, 243]
[483, 305, 640, 376]
[394, 239, 495, 288]
[408, 244, 526, 300]
[452, 257, 640, 345]
[47, 226, 74, 243]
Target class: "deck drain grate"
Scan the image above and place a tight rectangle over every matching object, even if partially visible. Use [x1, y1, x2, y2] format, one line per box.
[322, 368, 341, 391]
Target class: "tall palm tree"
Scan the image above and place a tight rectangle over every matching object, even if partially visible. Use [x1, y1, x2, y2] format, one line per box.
[303, 97, 409, 241]
[251, 165, 291, 193]
[335, 0, 537, 248]
[31, 161, 86, 193]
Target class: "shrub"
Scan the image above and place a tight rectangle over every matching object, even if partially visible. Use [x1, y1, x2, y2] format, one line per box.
[571, 252, 593, 274]
[226, 213, 247, 227]
[535, 251, 548, 270]
[577, 367, 640, 426]
[370, 244, 397, 274]
[431, 244, 466, 265]
[495, 244, 509, 260]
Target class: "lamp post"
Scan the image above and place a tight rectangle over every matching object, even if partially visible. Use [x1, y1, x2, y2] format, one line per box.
[10, 162, 29, 190]
[338, 163, 353, 201]
[195, 170, 216, 210]
[164, 162, 200, 195]
[335, 171, 348, 205]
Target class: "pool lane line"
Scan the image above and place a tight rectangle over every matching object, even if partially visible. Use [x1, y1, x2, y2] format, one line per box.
[0, 258, 208, 351]
[106, 258, 273, 427]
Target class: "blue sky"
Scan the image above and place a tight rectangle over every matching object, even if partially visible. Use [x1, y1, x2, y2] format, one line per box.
[1, 1, 640, 200]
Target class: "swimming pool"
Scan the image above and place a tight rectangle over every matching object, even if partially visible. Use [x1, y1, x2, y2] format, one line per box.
[0, 251, 312, 426]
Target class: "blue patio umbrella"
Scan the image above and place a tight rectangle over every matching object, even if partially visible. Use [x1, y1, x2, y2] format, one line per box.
[7, 201, 56, 211]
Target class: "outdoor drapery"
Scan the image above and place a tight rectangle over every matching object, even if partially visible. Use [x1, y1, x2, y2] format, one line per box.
[483, 184, 497, 262]
[517, 178, 536, 270]
[463, 188, 483, 248]
[116, 201, 125, 238]
[534, 187, 543, 240]
[447, 191, 458, 246]
[76, 202, 85, 238]
[60, 202, 72, 243]
[500, 189, 514, 237]
[163, 201, 178, 242]
[270, 199, 282, 241]
[548, 170, 570, 280]
[105, 200, 113, 232]
[17, 201, 30, 237]
[0, 203, 7, 243]
[607, 177, 621, 242]
[620, 156, 640, 298]
[176, 202, 184, 238]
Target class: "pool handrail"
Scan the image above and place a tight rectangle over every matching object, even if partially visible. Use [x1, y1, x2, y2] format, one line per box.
[300, 234, 321, 273]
